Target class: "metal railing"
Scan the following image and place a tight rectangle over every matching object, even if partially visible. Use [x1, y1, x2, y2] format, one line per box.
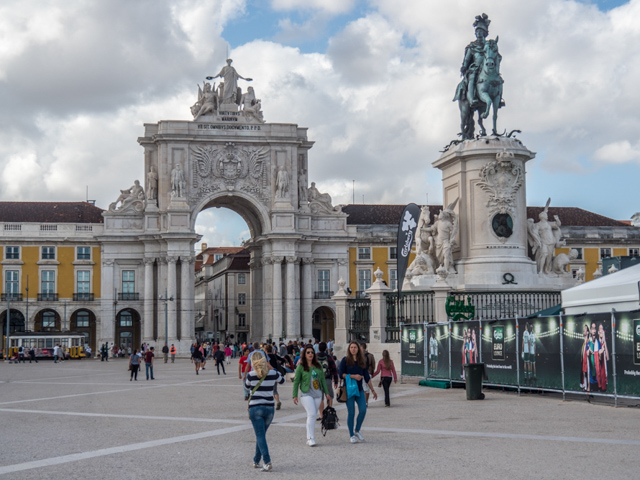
[73, 293, 95, 301]
[235, 324, 249, 331]
[37, 293, 59, 301]
[117, 292, 140, 301]
[355, 290, 370, 299]
[385, 291, 436, 342]
[450, 291, 561, 320]
[314, 291, 334, 299]
[348, 298, 371, 343]
[1, 293, 23, 301]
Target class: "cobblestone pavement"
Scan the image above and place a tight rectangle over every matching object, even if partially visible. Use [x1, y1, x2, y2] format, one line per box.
[1, 357, 639, 479]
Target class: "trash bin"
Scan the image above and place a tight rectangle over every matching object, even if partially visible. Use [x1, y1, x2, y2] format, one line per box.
[463, 363, 485, 400]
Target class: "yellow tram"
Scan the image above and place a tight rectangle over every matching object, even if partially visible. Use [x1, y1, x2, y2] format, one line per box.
[2, 332, 86, 360]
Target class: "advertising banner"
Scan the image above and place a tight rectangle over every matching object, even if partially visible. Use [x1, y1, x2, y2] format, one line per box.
[613, 312, 640, 396]
[517, 317, 562, 390]
[563, 313, 613, 394]
[426, 323, 450, 379]
[450, 320, 482, 382]
[396, 203, 421, 296]
[480, 319, 518, 385]
[401, 324, 425, 377]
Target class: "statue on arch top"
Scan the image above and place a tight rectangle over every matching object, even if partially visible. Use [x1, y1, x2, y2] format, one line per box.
[453, 13, 505, 139]
[207, 58, 252, 106]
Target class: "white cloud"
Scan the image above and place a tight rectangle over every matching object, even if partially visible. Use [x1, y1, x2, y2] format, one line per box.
[271, 0, 356, 15]
[593, 140, 640, 164]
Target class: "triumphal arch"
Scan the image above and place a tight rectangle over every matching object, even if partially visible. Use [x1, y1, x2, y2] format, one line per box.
[99, 60, 350, 353]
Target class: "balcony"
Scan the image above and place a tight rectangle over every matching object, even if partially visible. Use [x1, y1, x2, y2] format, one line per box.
[117, 292, 140, 301]
[73, 293, 95, 301]
[314, 291, 334, 299]
[1, 293, 23, 301]
[37, 293, 59, 301]
[235, 323, 249, 332]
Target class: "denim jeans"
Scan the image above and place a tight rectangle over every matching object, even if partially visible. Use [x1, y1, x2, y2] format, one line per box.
[249, 406, 274, 465]
[145, 363, 154, 379]
[346, 390, 367, 437]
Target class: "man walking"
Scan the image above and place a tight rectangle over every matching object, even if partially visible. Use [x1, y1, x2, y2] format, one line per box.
[169, 344, 176, 363]
[145, 346, 155, 380]
[53, 344, 59, 364]
[162, 343, 169, 363]
[213, 347, 226, 375]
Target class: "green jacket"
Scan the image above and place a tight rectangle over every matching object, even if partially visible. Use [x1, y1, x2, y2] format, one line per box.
[292, 365, 329, 397]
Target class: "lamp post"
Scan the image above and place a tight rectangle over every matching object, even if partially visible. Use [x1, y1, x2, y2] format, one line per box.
[159, 289, 174, 348]
[4, 294, 10, 362]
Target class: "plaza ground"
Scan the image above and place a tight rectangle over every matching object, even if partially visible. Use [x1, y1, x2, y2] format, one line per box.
[1, 356, 639, 479]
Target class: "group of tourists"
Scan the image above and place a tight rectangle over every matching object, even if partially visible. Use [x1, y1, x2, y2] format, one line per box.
[189, 341, 231, 375]
[241, 339, 397, 471]
[127, 345, 155, 381]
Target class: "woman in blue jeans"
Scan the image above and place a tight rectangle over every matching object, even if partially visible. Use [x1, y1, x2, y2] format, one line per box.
[338, 342, 378, 443]
[244, 353, 285, 471]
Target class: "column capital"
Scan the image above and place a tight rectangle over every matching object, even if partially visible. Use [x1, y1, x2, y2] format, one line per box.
[272, 256, 284, 264]
[167, 256, 179, 264]
[182, 256, 195, 265]
[286, 256, 298, 264]
[301, 257, 314, 265]
[261, 256, 273, 266]
[338, 258, 348, 266]
[158, 257, 168, 265]
[143, 258, 155, 266]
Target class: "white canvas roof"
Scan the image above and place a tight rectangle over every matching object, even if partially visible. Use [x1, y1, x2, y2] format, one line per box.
[562, 263, 640, 314]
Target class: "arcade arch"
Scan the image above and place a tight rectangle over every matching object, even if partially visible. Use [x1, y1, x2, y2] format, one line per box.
[34, 309, 60, 332]
[1, 309, 25, 335]
[312, 306, 335, 342]
[115, 308, 140, 351]
[70, 309, 97, 351]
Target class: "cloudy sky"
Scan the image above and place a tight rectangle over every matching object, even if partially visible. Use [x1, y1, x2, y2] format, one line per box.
[1, 0, 638, 248]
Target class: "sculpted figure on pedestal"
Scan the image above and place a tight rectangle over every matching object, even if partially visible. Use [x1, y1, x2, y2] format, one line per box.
[453, 13, 504, 139]
[527, 199, 565, 275]
[406, 206, 438, 278]
[552, 248, 578, 275]
[308, 182, 342, 214]
[433, 199, 459, 274]
[146, 165, 158, 201]
[109, 180, 145, 213]
[240, 86, 264, 122]
[192, 82, 218, 120]
[171, 163, 186, 198]
[206, 59, 252, 106]
[275, 167, 289, 198]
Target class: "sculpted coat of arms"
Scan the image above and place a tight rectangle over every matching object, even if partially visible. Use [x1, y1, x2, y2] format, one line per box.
[190, 142, 269, 204]
[477, 149, 523, 217]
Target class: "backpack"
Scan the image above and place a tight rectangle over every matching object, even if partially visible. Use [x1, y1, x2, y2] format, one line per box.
[321, 406, 339, 436]
[317, 353, 331, 379]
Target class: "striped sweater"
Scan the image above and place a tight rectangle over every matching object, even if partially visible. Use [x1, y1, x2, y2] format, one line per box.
[244, 369, 285, 408]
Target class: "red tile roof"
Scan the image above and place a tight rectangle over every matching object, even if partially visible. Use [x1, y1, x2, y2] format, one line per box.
[0, 202, 104, 223]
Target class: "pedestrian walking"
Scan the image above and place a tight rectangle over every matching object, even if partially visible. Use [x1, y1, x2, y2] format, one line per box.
[225, 344, 232, 364]
[17, 345, 26, 363]
[264, 345, 284, 410]
[361, 343, 376, 405]
[144, 346, 155, 380]
[245, 352, 285, 471]
[53, 344, 59, 364]
[214, 347, 226, 375]
[372, 350, 398, 407]
[169, 344, 176, 363]
[339, 341, 377, 443]
[293, 346, 331, 446]
[239, 348, 251, 399]
[316, 341, 339, 417]
[28, 345, 37, 363]
[162, 344, 169, 363]
[192, 343, 203, 375]
[129, 349, 141, 381]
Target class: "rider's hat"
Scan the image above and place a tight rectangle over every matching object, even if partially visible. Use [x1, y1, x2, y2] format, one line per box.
[473, 13, 490, 34]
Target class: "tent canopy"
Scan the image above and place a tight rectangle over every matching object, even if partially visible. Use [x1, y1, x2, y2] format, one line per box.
[562, 263, 640, 314]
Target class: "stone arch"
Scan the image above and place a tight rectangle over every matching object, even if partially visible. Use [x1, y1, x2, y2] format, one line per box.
[312, 306, 335, 343]
[115, 308, 141, 353]
[1, 309, 26, 335]
[190, 190, 271, 238]
[70, 308, 98, 352]
[33, 309, 61, 332]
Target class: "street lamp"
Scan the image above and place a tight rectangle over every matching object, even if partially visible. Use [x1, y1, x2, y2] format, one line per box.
[159, 289, 174, 348]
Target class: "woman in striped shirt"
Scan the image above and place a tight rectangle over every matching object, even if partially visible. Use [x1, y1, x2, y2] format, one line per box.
[244, 353, 285, 472]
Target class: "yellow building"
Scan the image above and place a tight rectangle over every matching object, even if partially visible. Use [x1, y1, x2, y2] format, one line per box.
[0, 202, 104, 352]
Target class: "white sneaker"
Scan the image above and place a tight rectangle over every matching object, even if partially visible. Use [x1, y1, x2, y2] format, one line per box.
[355, 431, 365, 442]
[262, 463, 272, 471]
[252, 462, 260, 469]
[308, 439, 316, 447]
[350, 435, 358, 443]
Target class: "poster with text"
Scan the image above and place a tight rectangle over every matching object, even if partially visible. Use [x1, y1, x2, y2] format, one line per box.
[426, 323, 450, 379]
[612, 312, 640, 396]
[517, 317, 562, 390]
[479, 319, 518, 385]
[401, 324, 425, 377]
[563, 313, 613, 394]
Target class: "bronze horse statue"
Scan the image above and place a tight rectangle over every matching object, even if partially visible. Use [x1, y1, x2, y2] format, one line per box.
[456, 38, 504, 139]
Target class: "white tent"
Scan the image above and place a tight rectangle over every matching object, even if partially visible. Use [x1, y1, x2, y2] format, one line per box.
[562, 263, 640, 314]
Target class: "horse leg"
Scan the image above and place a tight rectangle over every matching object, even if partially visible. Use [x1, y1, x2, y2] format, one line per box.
[491, 98, 500, 135]
[477, 110, 486, 136]
[477, 88, 492, 119]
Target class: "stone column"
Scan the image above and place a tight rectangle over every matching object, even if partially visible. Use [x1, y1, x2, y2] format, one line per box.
[301, 257, 313, 338]
[286, 256, 300, 339]
[332, 278, 350, 360]
[261, 257, 273, 341]
[272, 256, 283, 341]
[101, 259, 115, 343]
[367, 267, 391, 343]
[143, 258, 155, 342]
[180, 257, 194, 344]
[167, 256, 178, 341]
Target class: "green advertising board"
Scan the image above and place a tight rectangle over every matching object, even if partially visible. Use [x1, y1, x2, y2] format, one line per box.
[426, 324, 450, 379]
[612, 312, 640, 396]
[401, 324, 425, 377]
[517, 317, 562, 390]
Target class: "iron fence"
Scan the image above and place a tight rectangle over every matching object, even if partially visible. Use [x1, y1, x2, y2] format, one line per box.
[348, 298, 371, 343]
[450, 291, 561, 320]
[386, 291, 435, 342]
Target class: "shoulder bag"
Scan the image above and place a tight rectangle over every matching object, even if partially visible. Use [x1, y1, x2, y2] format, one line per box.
[247, 375, 267, 417]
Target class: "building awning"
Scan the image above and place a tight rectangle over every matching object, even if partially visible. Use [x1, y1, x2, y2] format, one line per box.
[526, 304, 562, 318]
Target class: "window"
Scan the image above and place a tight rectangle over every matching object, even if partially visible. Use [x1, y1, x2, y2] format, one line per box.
[77, 271, 91, 293]
[630, 248, 639, 257]
[389, 247, 397, 260]
[238, 313, 246, 326]
[600, 248, 611, 259]
[6, 246, 19, 259]
[214, 254, 223, 261]
[390, 269, 398, 290]
[42, 311, 56, 330]
[42, 246, 55, 260]
[119, 311, 133, 327]
[358, 247, 371, 260]
[317, 270, 330, 293]
[238, 293, 246, 305]
[238, 273, 246, 285]
[122, 270, 135, 293]
[41, 270, 55, 294]
[5, 270, 19, 294]
[572, 247, 583, 260]
[76, 311, 90, 328]
[358, 269, 371, 292]
[77, 247, 91, 260]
